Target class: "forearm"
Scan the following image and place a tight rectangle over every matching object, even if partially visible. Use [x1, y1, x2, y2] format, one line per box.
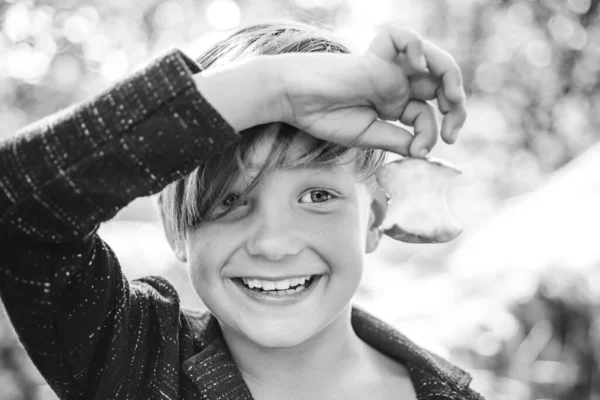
[0, 49, 243, 394]
[193, 55, 283, 132]
[0, 49, 238, 244]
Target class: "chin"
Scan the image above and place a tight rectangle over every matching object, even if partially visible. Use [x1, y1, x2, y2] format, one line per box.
[242, 321, 316, 348]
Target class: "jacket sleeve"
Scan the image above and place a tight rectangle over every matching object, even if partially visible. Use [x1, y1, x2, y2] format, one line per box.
[0, 49, 238, 397]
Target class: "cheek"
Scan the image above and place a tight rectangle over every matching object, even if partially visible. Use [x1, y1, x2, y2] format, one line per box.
[331, 204, 370, 272]
[315, 209, 367, 274]
[334, 219, 362, 249]
[334, 207, 368, 247]
[186, 230, 225, 293]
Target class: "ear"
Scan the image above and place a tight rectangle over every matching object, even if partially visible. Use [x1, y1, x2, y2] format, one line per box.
[365, 182, 388, 254]
[162, 221, 188, 263]
[173, 240, 188, 263]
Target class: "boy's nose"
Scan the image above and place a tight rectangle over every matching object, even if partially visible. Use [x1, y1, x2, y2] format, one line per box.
[245, 213, 303, 261]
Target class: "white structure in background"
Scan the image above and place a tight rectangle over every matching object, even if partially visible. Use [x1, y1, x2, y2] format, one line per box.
[98, 221, 178, 279]
[448, 140, 600, 301]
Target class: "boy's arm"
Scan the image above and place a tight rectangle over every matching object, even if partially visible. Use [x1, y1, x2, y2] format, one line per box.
[0, 50, 238, 396]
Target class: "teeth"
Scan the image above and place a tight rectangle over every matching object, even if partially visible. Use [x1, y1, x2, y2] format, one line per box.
[275, 280, 290, 290]
[241, 275, 312, 291]
[289, 277, 303, 287]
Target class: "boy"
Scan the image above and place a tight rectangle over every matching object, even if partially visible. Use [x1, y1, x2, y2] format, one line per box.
[0, 21, 481, 399]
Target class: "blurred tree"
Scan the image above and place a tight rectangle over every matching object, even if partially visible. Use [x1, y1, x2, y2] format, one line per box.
[492, 268, 599, 399]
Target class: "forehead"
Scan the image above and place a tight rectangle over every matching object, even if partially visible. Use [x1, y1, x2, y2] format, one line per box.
[246, 129, 319, 169]
[234, 128, 366, 191]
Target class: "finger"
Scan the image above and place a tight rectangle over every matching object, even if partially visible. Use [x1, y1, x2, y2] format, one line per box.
[410, 75, 455, 115]
[409, 78, 460, 142]
[434, 85, 459, 142]
[409, 71, 460, 115]
[410, 74, 438, 100]
[406, 39, 427, 73]
[421, 42, 467, 141]
[366, 26, 427, 72]
[440, 100, 467, 144]
[392, 52, 421, 76]
[398, 100, 438, 157]
[435, 85, 453, 114]
[423, 40, 466, 104]
[354, 119, 415, 156]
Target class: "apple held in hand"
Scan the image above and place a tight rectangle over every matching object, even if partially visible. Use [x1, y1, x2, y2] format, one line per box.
[375, 157, 463, 244]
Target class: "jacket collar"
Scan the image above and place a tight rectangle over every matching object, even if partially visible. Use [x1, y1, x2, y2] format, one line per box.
[182, 305, 473, 399]
[350, 306, 473, 389]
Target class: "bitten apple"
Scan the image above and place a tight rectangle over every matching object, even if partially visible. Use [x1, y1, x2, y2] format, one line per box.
[375, 157, 463, 244]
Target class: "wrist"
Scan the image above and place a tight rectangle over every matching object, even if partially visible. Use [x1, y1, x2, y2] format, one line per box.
[193, 56, 283, 132]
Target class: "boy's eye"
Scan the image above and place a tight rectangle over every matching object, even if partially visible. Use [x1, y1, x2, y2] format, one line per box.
[213, 193, 248, 220]
[300, 189, 336, 204]
[222, 193, 240, 207]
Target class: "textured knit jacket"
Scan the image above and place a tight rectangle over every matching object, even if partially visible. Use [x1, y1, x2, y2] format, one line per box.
[0, 50, 484, 400]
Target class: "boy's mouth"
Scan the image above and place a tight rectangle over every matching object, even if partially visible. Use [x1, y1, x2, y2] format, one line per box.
[233, 275, 320, 295]
[230, 274, 324, 306]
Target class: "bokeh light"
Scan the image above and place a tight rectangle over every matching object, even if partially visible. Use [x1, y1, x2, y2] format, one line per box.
[154, 0, 186, 29]
[205, 0, 241, 30]
[100, 49, 129, 82]
[525, 39, 552, 68]
[348, 0, 393, 26]
[5, 42, 52, 83]
[567, 0, 592, 14]
[3, 3, 30, 42]
[63, 12, 93, 43]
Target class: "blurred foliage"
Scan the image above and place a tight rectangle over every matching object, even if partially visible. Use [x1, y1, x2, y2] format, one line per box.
[452, 267, 600, 399]
[1, 0, 600, 399]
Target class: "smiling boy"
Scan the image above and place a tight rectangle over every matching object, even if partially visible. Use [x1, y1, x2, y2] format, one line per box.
[168, 126, 407, 399]
[0, 21, 483, 399]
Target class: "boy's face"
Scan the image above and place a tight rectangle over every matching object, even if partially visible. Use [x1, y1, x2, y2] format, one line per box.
[181, 130, 382, 348]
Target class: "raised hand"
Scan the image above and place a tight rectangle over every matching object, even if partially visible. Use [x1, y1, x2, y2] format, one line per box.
[366, 26, 467, 153]
[275, 25, 466, 156]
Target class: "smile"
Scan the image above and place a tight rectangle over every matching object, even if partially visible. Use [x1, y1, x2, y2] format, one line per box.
[239, 275, 317, 293]
[230, 274, 323, 304]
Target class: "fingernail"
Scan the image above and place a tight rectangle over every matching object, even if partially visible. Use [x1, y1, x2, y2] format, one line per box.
[418, 147, 429, 157]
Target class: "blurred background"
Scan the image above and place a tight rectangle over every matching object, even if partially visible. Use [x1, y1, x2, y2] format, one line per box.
[1, 0, 599, 398]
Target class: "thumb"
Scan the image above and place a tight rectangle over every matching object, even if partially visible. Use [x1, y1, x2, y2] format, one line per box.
[354, 120, 414, 156]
